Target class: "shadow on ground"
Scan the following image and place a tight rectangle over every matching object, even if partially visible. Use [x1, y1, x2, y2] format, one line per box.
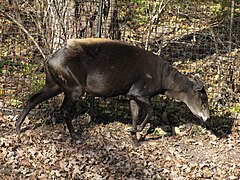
[76, 99, 235, 139]
[15, 96, 235, 141]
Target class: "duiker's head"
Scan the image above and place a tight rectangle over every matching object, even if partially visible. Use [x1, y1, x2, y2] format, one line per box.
[185, 75, 210, 121]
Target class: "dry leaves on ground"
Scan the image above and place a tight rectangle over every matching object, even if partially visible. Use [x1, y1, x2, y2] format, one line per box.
[0, 113, 240, 179]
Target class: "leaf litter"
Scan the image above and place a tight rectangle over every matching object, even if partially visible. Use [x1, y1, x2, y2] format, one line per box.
[0, 113, 240, 179]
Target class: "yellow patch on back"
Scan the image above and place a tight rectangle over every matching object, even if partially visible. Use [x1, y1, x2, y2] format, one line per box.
[67, 38, 115, 48]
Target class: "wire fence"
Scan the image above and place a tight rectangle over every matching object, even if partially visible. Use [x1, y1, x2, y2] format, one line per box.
[1, 0, 240, 126]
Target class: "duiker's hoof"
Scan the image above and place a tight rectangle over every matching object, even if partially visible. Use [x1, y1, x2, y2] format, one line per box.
[15, 125, 21, 134]
[133, 139, 140, 146]
[16, 129, 21, 134]
[70, 132, 81, 140]
[130, 131, 140, 146]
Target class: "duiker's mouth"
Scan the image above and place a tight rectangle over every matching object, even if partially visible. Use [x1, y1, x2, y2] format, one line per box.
[197, 112, 210, 122]
[202, 115, 209, 121]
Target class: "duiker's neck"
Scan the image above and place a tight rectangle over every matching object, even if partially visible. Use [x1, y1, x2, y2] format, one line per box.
[161, 62, 194, 102]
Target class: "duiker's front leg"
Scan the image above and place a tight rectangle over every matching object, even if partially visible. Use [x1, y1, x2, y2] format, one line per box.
[130, 100, 139, 145]
[130, 96, 154, 144]
[133, 96, 153, 132]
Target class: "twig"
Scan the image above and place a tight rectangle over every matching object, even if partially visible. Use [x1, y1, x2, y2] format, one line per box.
[26, 0, 51, 54]
[145, 0, 171, 50]
[1, 9, 46, 59]
[229, 0, 235, 53]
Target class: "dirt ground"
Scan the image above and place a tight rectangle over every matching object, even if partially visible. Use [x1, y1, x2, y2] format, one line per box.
[0, 112, 240, 179]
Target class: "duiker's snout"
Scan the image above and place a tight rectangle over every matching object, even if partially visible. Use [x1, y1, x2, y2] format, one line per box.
[198, 107, 210, 121]
[186, 102, 210, 121]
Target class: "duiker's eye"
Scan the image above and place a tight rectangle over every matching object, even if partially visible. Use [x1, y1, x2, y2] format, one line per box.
[199, 92, 207, 101]
[201, 103, 207, 110]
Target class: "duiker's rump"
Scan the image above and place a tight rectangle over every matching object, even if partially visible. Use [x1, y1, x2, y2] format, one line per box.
[16, 38, 210, 144]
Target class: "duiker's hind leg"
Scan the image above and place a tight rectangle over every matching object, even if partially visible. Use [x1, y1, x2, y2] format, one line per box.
[16, 83, 62, 132]
[61, 90, 83, 140]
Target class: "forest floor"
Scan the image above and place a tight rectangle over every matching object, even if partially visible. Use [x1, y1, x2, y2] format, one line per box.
[0, 111, 240, 179]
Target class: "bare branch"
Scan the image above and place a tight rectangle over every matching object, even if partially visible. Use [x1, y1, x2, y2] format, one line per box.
[229, 0, 235, 52]
[0, 9, 46, 60]
[145, 0, 172, 50]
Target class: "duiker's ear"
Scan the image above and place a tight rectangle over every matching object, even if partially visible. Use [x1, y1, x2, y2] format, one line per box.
[194, 74, 201, 82]
[193, 74, 204, 91]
